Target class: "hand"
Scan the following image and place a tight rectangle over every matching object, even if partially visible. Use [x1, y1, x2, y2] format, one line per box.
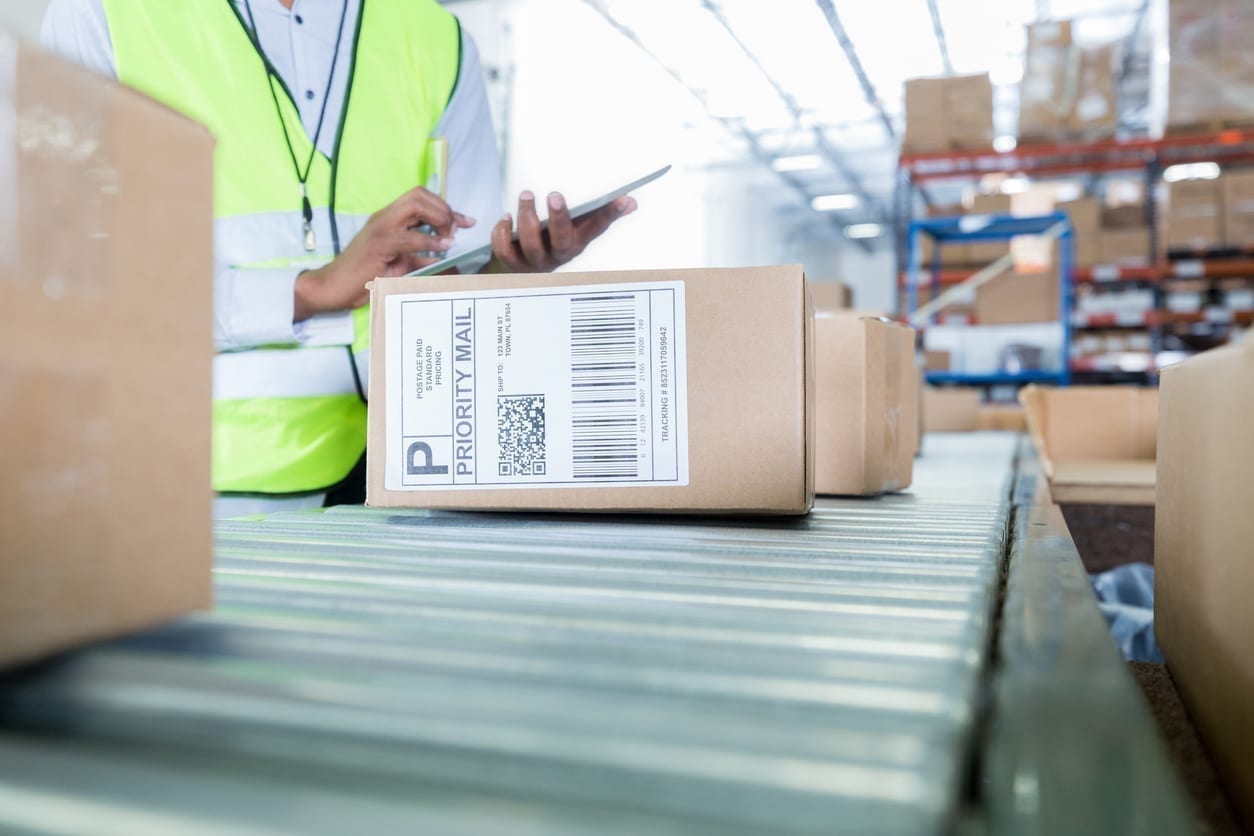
[484, 190, 636, 274]
[294, 186, 474, 321]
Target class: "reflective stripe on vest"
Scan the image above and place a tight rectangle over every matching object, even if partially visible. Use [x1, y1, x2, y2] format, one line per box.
[104, 0, 460, 494]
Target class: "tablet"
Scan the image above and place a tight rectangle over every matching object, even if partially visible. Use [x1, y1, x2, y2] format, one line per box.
[406, 164, 671, 277]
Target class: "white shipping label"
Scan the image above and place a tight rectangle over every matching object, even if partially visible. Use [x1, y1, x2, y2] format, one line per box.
[385, 281, 688, 491]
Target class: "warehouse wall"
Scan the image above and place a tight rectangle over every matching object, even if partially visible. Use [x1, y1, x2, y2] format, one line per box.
[0, 2, 49, 41]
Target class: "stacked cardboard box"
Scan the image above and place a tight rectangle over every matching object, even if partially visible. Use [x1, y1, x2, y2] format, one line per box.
[1019, 21, 1118, 144]
[918, 203, 972, 267]
[967, 193, 1013, 264]
[1060, 197, 1102, 268]
[1167, 0, 1254, 134]
[975, 271, 1060, 325]
[903, 74, 994, 155]
[809, 280, 853, 312]
[1165, 178, 1223, 252]
[1222, 169, 1254, 247]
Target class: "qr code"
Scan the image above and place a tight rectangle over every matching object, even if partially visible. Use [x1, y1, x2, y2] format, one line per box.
[497, 394, 547, 476]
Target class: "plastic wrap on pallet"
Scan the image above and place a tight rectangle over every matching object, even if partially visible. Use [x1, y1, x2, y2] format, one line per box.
[1168, 0, 1254, 134]
[1018, 21, 1117, 144]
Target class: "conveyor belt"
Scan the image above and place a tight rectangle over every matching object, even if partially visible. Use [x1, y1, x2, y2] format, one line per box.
[0, 435, 1190, 834]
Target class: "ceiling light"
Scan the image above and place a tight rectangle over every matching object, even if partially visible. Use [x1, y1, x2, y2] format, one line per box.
[811, 193, 860, 212]
[844, 223, 882, 239]
[993, 135, 1017, 153]
[772, 154, 824, 173]
[1163, 162, 1220, 182]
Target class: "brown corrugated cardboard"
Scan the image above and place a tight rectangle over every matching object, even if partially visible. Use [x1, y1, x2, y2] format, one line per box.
[976, 271, 1059, 324]
[1166, 214, 1223, 251]
[813, 316, 917, 496]
[1168, 0, 1254, 133]
[1221, 169, 1254, 246]
[946, 73, 994, 150]
[0, 41, 214, 668]
[1100, 205, 1145, 229]
[1098, 227, 1152, 267]
[1060, 197, 1102, 267]
[1019, 385, 1157, 504]
[1156, 339, 1254, 831]
[976, 404, 1028, 432]
[924, 349, 951, 372]
[923, 388, 981, 432]
[808, 279, 852, 313]
[1167, 178, 1220, 211]
[903, 77, 949, 155]
[1019, 20, 1075, 143]
[367, 266, 814, 514]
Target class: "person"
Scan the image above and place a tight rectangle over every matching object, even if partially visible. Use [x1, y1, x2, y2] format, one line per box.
[42, 0, 636, 517]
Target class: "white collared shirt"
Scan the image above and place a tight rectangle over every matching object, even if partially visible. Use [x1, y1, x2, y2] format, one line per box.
[42, 0, 503, 350]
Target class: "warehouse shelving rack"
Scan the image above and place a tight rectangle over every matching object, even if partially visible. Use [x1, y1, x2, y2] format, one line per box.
[896, 130, 1254, 383]
[905, 212, 1074, 387]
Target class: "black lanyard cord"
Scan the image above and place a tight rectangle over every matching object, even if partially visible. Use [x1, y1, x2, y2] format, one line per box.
[240, 0, 350, 251]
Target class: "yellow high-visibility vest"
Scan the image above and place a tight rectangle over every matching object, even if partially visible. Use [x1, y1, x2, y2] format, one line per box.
[104, 0, 461, 493]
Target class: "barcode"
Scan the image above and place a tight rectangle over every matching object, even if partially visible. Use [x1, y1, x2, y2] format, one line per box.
[571, 294, 639, 480]
[498, 394, 546, 476]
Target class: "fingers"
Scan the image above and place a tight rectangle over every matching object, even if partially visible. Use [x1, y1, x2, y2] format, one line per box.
[392, 229, 453, 256]
[384, 186, 455, 235]
[453, 212, 476, 229]
[515, 191, 550, 270]
[546, 192, 580, 264]
[490, 213, 527, 272]
[572, 196, 636, 246]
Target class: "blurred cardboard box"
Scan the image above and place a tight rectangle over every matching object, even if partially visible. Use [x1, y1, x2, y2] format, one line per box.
[903, 74, 993, 154]
[947, 73, 994, 150]
[813, 316, 918, 496]
[808, 280, 852, 313]
[1166, 178, 1223, 251]
[976, 404, 1028, 432]
[1168, 0, 1254, 133]
[976, 271, 1060, 325]
[924, 349, 951, 372]
[367, 265, 814, 514]
[923, 388, 981, 432]
[1221, 169, 1254, 246]
[967, 194, 1014, 264]
[1060, 196, 1102, 267]
[970, 193, 1013, 215]
[0, 41, 214, 668]
[1020, 385, 1157, 505]
[918, 203, 972, 266]
[1099, 227, 1152, 267]
[1157, 339, 1254, 832]
[1166, 215, 1223, 252]
[1019, 20, 1073, 143]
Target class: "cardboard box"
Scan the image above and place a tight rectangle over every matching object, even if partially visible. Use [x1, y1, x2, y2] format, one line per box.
[1166, 178, 1220, 212]
[924, 349, 951, 372]
[1019, 385, 1157, 504]
[1018, 20, 1075, 143]
[1156, 339, 1254, 831]
[903, 77, 950, 155]
[1098, 227, 1152, 267]
[1165, 214, 1223, 252]
[970, 193, 1013, 215]
[367, 266, 814, 514]
[976, 271, 1059, 325]
[1221, 169, 1254, 246]
[1100, 204, 1144, 229]
[1060, 197, 1102, 267]
[808, 279, 852, 313]
[813, 316, 918, 496]
[0, 41, 214, 668]
[946, 73, 994, 150]
[976, 404, 1028, 432]
[923, 388, 981, 432]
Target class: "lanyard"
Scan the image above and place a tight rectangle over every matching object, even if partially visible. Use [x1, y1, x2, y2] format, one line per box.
[240, 0, 349, 252]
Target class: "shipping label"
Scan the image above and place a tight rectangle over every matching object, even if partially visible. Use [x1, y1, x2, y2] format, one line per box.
[385, 281, 688, 490]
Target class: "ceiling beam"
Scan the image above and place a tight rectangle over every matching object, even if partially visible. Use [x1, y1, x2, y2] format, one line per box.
[811, 0, 896, 142]
[699, 0, 889, 229]
[925, 0, 954, 75]
[581, 0, 876, 251]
